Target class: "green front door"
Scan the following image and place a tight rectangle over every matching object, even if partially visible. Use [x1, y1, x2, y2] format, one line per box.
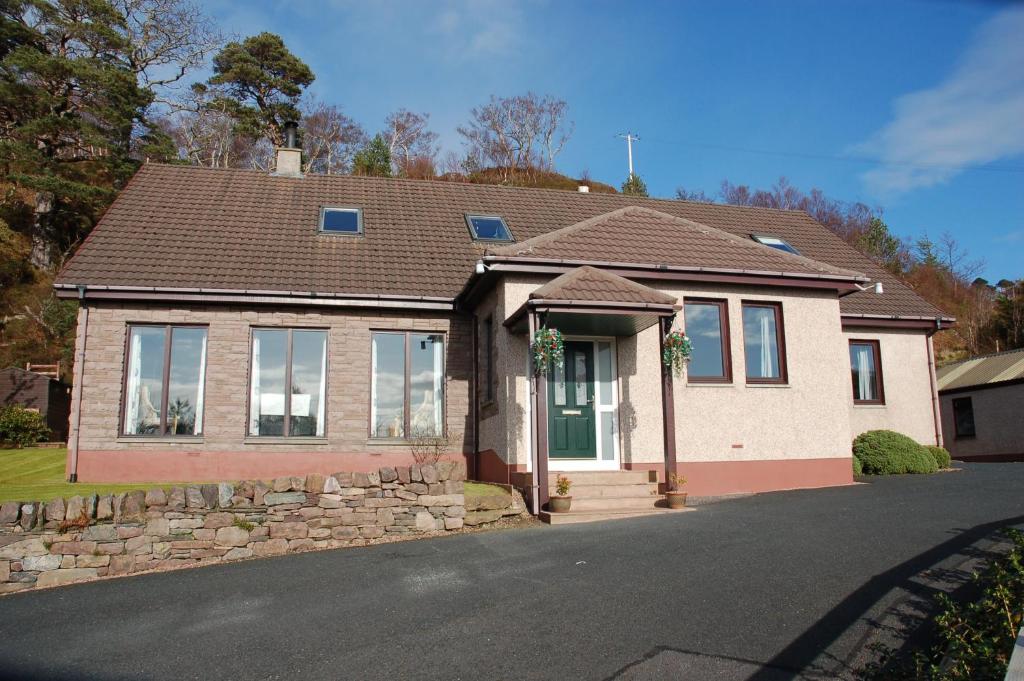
[548, 341, 597, 459]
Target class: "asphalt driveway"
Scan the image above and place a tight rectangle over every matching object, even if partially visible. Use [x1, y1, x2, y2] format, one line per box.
[1, 462, 1022, 681]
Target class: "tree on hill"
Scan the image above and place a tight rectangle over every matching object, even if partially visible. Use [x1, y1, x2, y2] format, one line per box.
[621, 173, 648, 196]
[0, 0, 217, 375]
[352, 135, 392, 177]
[384, 109, 438, 178]
[457, 93, 573, 182]
[207, 32, 314, 148]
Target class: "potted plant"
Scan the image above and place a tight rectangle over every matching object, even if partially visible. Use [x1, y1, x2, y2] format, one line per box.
[550, 474, 572, 512]
[666, 472, 687, 509]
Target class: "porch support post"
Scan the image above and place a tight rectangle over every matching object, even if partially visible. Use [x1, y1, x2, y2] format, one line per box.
[659, 315, 678, 490]
[528, 307, 552, 509]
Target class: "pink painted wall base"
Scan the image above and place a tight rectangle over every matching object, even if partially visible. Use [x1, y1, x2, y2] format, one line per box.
[625, 457, 854, 496]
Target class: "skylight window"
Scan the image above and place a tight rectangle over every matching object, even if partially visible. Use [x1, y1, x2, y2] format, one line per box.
[465, 214, 513, 242]
[319, 207, 363, 235]
[751, 234, 800, 255]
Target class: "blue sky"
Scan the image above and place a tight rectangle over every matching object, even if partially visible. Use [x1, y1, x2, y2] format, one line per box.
[203, 0, 1024, 281]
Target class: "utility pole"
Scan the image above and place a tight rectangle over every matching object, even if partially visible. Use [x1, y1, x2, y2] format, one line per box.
[617, 132, 639, 176]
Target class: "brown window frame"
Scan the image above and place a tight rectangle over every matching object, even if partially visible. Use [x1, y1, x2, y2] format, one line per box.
[483, 316, 495, 403]
[368, 330, 447, 440]
[246, 327, 330, 439]
[741, 301, 788, 385]
[683, 298, 732, 384]
[849, 339, 885, 405]
[952, 396, 976, 439]
[120, 323, 209, 438]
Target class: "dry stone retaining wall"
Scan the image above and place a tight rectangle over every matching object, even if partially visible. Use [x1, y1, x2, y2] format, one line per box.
[0, 462, 467, 594]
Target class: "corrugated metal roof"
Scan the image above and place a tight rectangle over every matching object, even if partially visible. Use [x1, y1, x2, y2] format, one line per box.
[936, 347, 1024, 392]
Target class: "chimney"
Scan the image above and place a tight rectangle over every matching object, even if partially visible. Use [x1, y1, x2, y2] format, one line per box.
[274, 120, 302, 177]
[577, 185, 590, 193]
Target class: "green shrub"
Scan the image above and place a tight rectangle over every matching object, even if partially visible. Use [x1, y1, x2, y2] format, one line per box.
[853, 456, 863, 477]
[860, 528, 1024, 680]
[852, 430, 938, 475]
[925, 445, 952, 469]
[0, 405, 51, 447]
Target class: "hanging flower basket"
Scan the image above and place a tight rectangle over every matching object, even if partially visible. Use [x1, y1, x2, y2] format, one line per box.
[662, 330, 693, 378]
[532, 328, 564, 375]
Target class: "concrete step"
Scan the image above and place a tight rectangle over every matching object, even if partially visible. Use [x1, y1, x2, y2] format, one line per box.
[567, 483, 660, 499]
[540, 507, 694, 525]
[547, 470, 653, 485]
[569, 495, 665, 511]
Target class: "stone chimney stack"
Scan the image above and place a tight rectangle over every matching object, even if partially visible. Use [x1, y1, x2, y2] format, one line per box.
[274, 121, 302, 177]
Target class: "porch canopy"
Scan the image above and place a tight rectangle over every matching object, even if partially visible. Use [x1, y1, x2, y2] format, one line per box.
[504, 265, 679, 335]
[504, 266, 681, 514]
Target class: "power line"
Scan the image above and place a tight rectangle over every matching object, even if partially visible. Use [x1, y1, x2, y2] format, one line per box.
[639, 136, 1024, 174]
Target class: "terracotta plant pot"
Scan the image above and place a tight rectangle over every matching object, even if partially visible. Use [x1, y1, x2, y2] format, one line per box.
[666, 491, 687, 509]
[549, 495, 572, 513]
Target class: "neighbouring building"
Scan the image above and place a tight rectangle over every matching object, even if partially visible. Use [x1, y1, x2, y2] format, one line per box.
[937, 348, 1024, 462]
[52, 138, 953, 515]
[1, 366, 72, 442]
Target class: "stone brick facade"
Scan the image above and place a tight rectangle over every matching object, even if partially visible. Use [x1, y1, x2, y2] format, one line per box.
[0, 463, 469, 594]
[70, 303, 474, 481]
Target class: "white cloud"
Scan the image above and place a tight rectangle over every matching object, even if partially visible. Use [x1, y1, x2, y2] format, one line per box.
[995, 229, 1024, 244]
[855, 7, 1024, 196]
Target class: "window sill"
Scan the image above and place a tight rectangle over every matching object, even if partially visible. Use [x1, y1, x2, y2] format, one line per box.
[853, 402, 887, 408]
[745, 383, 790, 388]
[243, 437, 329, 445]
[116, 437, 204, 444]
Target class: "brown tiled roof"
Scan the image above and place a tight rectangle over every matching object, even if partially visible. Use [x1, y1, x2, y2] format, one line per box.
[56, 164, 947, 319]
[936, 348, 1024, 392]
[489, 206, 864, 280]
[529, 266, 679, 306]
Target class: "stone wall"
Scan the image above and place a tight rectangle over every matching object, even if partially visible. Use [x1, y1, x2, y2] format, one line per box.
[0, 463, 467, 594]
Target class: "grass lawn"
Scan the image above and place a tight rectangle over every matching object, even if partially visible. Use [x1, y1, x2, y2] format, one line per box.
[0, 448, 174, 503]
[464, 481, 511, 501]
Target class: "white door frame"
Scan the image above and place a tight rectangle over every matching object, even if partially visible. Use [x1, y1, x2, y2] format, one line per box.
[537, 335, 620, 472]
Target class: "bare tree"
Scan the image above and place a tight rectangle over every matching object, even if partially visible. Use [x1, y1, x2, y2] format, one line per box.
[457, 93, 573, 181]
[383, 110, 438, 177]
[163, 84, 256, 168]
[302, 99, 365, 175]
[937, 231, 985, 294]
[113, 0, 222, 97]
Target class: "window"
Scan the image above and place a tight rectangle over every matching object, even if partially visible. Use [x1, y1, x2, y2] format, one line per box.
[952, 397, 976, 439]
[248, 328, 328, 437]
[319, 207, 363, 235]
[849, 340, 884, 404]
[482, 316, 495, 403]
[122, 325, 207, 436]
[751, 234, 800, 255]
[683, 299, 731, 382]
[370, 332, 445, 438]
[465, 214, 513, 242]
[742, 302, 787, 384]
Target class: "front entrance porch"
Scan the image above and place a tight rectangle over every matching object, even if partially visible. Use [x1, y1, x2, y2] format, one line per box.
[503, 266, 688, 520]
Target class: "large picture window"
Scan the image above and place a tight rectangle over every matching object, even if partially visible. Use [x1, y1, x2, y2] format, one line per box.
[371, 332, 444, 439]
[123, 325, 207, 436]
[248, 328, 328, 437]
[683, 299, 731, 382]
[849, 339, 884, 404]
[742, 302, 787, 384]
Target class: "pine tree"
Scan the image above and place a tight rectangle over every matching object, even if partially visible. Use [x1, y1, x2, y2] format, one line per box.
[621, 172, 648, 197]
[207, 32, 314, 147]
[352, 135, 393, 177]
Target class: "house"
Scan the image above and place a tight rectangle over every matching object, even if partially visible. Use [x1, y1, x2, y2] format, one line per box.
[53, 141, 953, 515]
[1, 366, 72, 442]
[937, 348, 1024, 462]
